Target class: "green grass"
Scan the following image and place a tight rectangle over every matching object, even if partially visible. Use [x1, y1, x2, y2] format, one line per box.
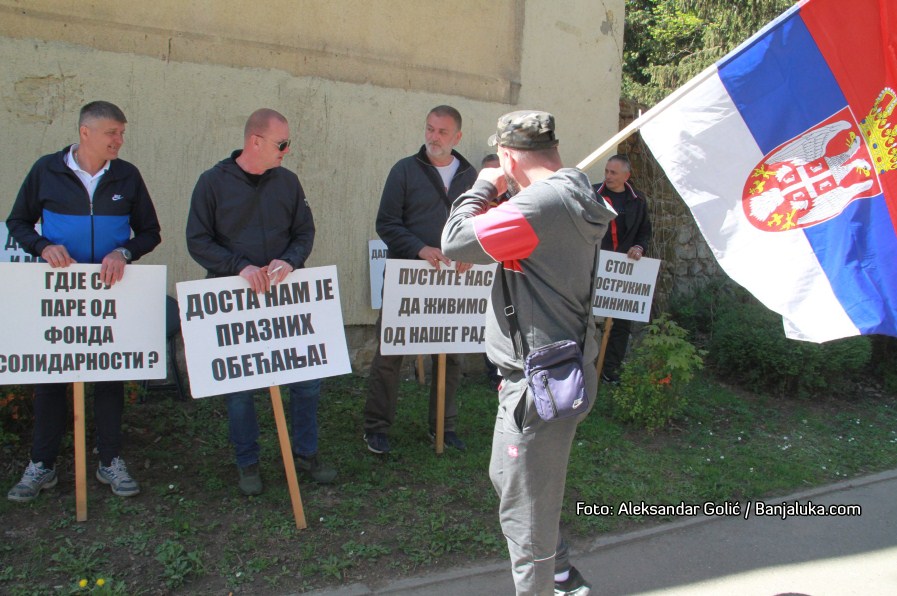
[1, 372, 897, 593]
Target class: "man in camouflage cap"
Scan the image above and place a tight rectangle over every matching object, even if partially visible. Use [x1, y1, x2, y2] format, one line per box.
[487, 110, 559, 150]
[443, 110, 616, 595]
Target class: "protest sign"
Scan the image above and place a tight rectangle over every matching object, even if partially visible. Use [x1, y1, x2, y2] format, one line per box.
[0, 263, 167, 384]
[379, 259, 494, 356]
[2, 225, 43, 263]
[369, 239, 387, 309]
[592, 251, 661, 323]
[177, 265, 352, 398]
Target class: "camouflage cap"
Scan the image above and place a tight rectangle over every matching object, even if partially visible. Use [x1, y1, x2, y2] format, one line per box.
[487, 110, 558, 150]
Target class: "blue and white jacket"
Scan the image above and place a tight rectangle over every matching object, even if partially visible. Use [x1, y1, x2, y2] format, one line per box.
[6, 146, 161, 264]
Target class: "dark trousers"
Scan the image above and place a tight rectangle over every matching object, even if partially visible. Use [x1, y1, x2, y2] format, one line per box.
[364, 312, 461, 433]
[31, 381, 125, 468]
[603, 317, 632, 377]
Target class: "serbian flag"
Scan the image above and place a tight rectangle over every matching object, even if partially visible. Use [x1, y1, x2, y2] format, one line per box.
[640, 0, 897, 342]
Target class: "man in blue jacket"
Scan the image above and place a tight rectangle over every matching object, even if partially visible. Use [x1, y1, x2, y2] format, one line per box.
[6, 100, 161, 502]
[186, 108, 336, 495]
[363, 105, 477, 455]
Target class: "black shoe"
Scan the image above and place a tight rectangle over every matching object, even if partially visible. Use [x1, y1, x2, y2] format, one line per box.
[364, 432, 391, 454]
[428, 430, 467, 451]
[555, 566, 591, 595]
[601, 371, 620, 385]
[295, 453, 338, 484]
[237, 463, 263, 496]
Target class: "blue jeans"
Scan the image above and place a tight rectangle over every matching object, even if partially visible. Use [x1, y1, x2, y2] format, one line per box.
[226, 379, 321, 468]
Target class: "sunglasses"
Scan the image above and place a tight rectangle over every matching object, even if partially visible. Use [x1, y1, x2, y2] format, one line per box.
[258, 135, 291, 152]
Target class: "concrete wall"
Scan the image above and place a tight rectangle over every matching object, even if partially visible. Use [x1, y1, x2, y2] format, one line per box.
[0, 0, 624, 368]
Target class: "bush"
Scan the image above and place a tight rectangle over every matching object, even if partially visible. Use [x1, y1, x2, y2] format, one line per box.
[668, 278, 739, 340]
[0, 385, 33, 446]
[709, 292, 871, 395]
[871, 335, 897, 394]
[608, 314, 704, 431]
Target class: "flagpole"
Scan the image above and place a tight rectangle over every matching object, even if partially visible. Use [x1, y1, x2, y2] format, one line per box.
[576, 63, 719, 172]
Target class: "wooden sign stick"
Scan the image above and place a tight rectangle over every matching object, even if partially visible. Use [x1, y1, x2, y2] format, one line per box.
[434, 353, 446, 454]
[596, 318, 614, 387]
[73, 382, 87, 522]
[269, 386, 307, 529]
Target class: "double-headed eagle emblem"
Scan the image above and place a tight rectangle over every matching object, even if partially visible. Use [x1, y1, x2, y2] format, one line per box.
[742, 88, 895, 231]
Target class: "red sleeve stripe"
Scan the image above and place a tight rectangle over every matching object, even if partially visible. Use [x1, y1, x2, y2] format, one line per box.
[473, 202, 539, 262]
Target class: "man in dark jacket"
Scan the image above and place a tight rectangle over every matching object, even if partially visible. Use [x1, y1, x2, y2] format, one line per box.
[6, 100, 161, 503]
[186, 108, 335, 495]
[593, 154, 653, 383]
[363, 105, 477, 454]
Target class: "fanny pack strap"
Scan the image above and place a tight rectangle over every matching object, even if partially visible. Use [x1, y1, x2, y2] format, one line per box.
[500, 245, 599, 361]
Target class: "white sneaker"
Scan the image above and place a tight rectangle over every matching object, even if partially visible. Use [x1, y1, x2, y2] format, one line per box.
[7, 460, 57, 503]
[96, 457, 140, 497]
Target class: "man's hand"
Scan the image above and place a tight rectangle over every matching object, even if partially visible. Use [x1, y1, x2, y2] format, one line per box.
[455, 261, 474, 274]
[99, 250, 127, 287]
[40, 245, 76, 269]
[627, 246, 644, 261]
[477, 166, 508, 196]
[240, 264, 271, 294]
[266, 258, 293, 285]
[418, 246, 452, 270]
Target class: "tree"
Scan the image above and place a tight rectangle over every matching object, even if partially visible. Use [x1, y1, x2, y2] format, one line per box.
[623, 0, 795, 106]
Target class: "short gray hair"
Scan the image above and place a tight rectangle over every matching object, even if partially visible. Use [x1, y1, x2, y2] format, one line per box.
[79, 101, 127, 126]
[607, 154, 631, 172]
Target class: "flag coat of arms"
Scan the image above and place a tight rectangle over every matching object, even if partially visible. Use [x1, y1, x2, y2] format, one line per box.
[640, 0, 897, 342]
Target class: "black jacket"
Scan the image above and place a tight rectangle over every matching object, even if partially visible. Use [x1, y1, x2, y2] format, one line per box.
[376, 145, 476, 259]
[186, 151, 314, 276]
[594, 180, 652, 254]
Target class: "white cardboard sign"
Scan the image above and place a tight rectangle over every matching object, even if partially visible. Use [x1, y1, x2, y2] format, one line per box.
[380, 259, 494, 356]
[2, 226, 43, 263]
[0, 263, 167, 384]
[176, 265, 352, 398]
[592, 251, 661, 322]
[368, 239, 387, 310]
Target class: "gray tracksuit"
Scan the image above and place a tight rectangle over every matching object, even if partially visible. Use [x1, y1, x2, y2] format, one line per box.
[443, 168, 615, 595]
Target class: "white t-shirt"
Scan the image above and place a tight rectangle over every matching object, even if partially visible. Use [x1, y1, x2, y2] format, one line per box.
[434, 157, 460, 193]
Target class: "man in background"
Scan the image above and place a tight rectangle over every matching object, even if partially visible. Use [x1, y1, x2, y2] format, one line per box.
[186, 108, 336, 495]
[7, 100, 161, 502]
[363, 105, 477, 454]
[592, 154, 652, 383]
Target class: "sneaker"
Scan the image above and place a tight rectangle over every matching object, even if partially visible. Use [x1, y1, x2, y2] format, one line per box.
[601, 371, 620, 385]
[7, 461, 58, 503]
[364, 432, 391, 454]
[96, 457, 140, 497]
[555, 566, 591, 595]
[428, 430, 467, 451]
[237, 463, 263, 496]
[295, 453, 338, 484]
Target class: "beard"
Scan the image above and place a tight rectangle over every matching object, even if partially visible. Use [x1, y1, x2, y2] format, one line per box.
[503, 165, 521, 197]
